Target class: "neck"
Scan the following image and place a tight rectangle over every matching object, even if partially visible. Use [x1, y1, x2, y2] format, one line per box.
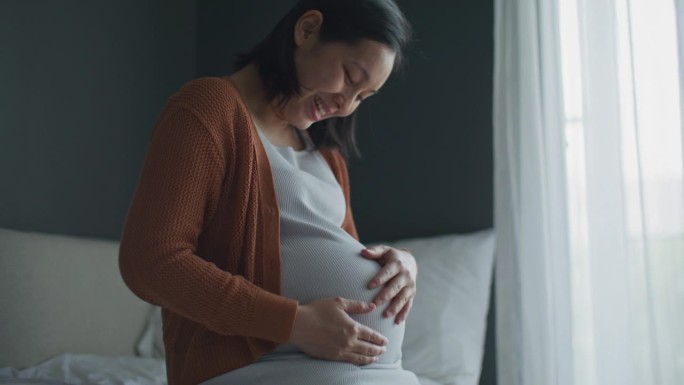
[228, 64, 289, 136]
[227, 64, 306, 151]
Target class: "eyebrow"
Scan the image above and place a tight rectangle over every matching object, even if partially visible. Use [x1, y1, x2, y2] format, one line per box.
[352, 61, 378, 94]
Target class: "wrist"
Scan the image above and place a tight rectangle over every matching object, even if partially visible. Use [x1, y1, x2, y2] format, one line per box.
[289, 303, 307, 344]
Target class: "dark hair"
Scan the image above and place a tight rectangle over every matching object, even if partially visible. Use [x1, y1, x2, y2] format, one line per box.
[234, 0, 412, 160]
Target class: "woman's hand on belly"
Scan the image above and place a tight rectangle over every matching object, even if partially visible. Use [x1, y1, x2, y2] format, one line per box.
[288, 297, 389, 365]
[360, 246, 418, 324]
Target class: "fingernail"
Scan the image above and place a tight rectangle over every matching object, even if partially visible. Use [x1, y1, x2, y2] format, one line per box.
[369, 281, 377, 289]
[368, 302, 376, 309]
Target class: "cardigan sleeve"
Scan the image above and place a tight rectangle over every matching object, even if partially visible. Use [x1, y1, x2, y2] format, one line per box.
[118, 102, 297, 344]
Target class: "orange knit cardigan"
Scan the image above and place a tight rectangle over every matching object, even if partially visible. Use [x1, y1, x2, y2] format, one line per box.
[119, 77, 359, 385]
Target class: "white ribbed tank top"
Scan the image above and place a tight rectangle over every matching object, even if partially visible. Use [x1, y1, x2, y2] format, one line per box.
[255, 126, 406, 361]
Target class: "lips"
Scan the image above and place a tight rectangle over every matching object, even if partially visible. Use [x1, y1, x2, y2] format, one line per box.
[310, 95, 327, 122]
[315, 96, 327, 117]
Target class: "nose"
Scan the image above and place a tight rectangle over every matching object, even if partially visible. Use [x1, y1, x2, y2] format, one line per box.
[332, 93, 356, 117]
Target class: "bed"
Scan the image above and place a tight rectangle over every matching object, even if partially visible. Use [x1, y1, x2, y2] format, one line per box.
[0, 227, 495, 385]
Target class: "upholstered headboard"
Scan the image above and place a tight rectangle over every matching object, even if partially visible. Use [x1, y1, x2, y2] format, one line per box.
[0, 226, 495, 385]
[0, 228, 152, 368]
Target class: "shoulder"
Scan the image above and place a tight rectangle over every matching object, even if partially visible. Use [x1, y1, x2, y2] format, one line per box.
[168, 77, 252, 129]
[170, 77, 242, 107]
[162, 77, 255, 152]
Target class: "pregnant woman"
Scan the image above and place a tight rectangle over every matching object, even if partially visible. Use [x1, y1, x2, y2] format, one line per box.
[118, 1, 418, 384]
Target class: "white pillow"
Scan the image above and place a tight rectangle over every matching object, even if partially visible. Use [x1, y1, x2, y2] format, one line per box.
[388, 229, 495, 385]
[136, 306, 165, 359]
[137, 229, 496, 385]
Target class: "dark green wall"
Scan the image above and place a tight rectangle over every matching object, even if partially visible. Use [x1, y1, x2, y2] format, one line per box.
[1, 1, 494, 383]
[353, 0, 494, 241]
[0, 0, 492, 259]
[0, 0, 196, 239]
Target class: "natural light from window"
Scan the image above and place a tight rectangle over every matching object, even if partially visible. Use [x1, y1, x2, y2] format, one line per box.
[559, 0, 684, 382]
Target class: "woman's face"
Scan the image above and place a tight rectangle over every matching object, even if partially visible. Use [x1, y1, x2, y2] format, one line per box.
[281, 11, 396, 130]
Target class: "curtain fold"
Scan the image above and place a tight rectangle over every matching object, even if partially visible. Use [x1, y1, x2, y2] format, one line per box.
[676, 0, 684, 174]
[493, 1, 572, 384]
[494, 0, 684, 384]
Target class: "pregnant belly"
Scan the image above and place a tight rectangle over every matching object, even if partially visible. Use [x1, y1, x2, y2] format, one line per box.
[266, 234, 406, 364]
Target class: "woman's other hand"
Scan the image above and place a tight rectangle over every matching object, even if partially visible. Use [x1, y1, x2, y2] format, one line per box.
[288, 297, 389, 365]
[360, 246, 417, 324]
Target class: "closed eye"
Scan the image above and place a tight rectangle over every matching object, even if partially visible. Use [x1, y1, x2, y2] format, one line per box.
[344, 66, 375, 102]
[344, 67, 354, 85]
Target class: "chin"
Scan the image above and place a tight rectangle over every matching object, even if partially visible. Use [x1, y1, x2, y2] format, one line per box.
[293, 121, 314, 130]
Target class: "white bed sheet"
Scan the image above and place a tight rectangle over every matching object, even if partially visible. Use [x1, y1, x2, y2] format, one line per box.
[0, 354, 440, 385]
[0, 354, 166, 385]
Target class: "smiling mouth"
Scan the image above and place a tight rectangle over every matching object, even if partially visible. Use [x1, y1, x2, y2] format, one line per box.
[314, 96, 326, 120]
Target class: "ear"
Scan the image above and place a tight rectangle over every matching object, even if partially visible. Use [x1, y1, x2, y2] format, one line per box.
[294, 10, 323, 48]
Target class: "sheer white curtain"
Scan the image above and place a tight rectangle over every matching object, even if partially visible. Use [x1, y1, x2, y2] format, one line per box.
[494, 0, 684, 384]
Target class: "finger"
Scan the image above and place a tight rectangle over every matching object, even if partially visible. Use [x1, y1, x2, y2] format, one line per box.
[395, 297, 414, 324]
[352, 340, 387, 358]
[360, 245, 391, 260]
[384, 286, 413, 318]
[342, 353, 378, 366]
[371, 274, 407, 306]
[368, 262, 401, 289]
[338, 297, 376, 314]
[356, 325, 389, 346]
